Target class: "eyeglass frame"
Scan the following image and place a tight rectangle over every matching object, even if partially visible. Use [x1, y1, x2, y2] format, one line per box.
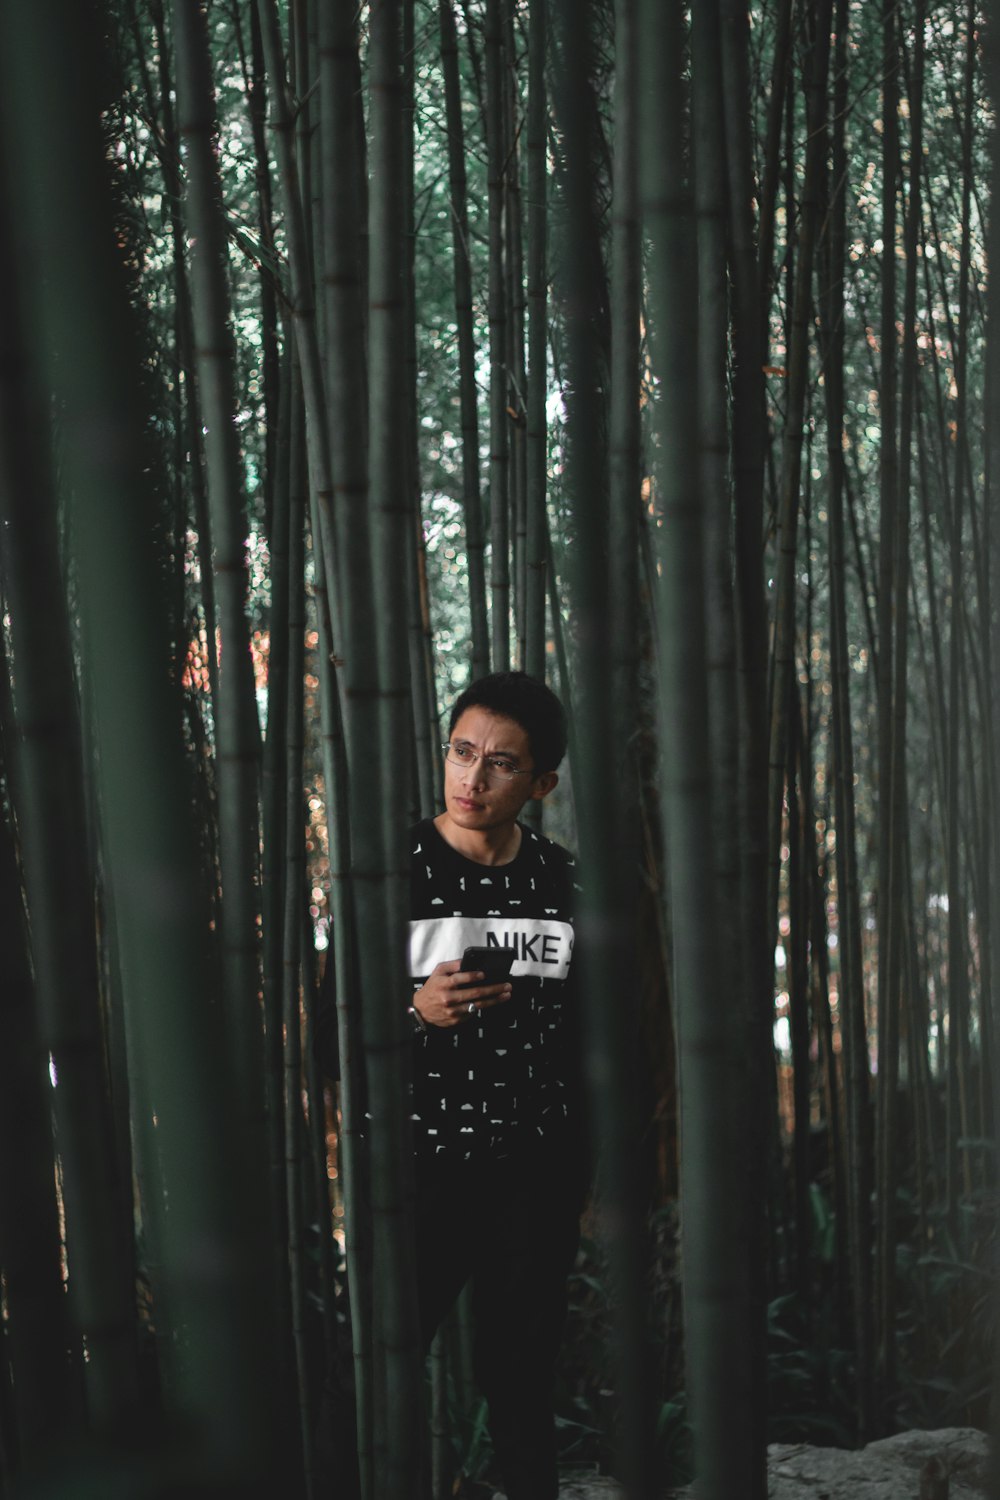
[440, 740, 536, 783]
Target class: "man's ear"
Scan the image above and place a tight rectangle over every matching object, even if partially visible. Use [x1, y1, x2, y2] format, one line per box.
[530, 770, 558, 800]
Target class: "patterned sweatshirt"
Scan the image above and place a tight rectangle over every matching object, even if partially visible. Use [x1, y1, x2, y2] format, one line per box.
[408, 817, 581, 1162]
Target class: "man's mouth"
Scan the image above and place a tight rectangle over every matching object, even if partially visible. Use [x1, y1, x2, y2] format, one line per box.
[454, 796, 483, 811]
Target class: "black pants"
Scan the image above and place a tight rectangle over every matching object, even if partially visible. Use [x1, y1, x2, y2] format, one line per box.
[414, 1143, 586, 1500]
[315, 1142, 586, 1500]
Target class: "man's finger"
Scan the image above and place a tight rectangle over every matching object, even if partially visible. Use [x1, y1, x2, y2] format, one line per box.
[449, 969, 484, 988]
[446, 983, 512, 1007]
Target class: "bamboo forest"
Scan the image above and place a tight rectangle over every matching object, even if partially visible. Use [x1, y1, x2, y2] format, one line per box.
[2, 0, 1000, 1496]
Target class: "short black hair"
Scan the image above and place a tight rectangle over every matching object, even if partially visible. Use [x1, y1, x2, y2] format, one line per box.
[449, 671, 567, 773]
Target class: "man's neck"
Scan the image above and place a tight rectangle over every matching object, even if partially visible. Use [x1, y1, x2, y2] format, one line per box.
[433, 812, 522, 867]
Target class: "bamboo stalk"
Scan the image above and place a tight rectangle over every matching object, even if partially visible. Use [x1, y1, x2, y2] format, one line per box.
[255, 0, 342, 630]
[486, 0, 511, 670]
[0, 155, 138, 1429]
[816, 0, 874, 1434]
[368, 3, 422, 1492]
[283, 474, 312, 1496]
[553, 0, 650, 1489]
[717, 7, 772, 1473]
[439, 0, 490, 681]
[0, 0, 283, 1478]
[983, 5, 1000, 1487]
[0, 645, 73, 1460]
[173, 0, 268, 1196]
[524, 0, 548, 686]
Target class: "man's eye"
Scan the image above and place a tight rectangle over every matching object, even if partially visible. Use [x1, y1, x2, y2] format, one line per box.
[489, 759, 515, 775]
[453, 744, 474, 760]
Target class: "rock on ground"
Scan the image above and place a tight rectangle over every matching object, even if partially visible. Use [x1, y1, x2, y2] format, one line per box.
[531, 1426, 993, 1498]
[761, 1428, 989, 1500]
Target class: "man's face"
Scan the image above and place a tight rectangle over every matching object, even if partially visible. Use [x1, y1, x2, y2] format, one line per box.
[443, 707, 557, 832]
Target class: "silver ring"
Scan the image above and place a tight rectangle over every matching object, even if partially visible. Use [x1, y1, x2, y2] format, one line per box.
[468, 1002, 476, 1014]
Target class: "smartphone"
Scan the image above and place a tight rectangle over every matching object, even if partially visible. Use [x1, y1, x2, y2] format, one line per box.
[460, 945, 516, 986]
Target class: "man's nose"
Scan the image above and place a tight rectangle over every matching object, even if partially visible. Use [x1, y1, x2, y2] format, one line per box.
[461, 753, 489, 788]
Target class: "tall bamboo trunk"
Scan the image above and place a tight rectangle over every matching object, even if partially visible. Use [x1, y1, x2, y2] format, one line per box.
[439, 0, 490, 681]
[0, 654, 74, 1461]
[873, 0, 902, 1422]
[610, 0, 641, 750]
[524, 0, 548, 686]
[173, 0, 267, 1200]
[0, 153, 138, 1430]
[641, 0, 759, 1491]
[817, 0, 873, 1432]
[504, 0, 528, 664]
[256, 0, 341, 634]
[718, 6, 772, 1476]
[486, 0, 510, 670]
[554, 0, 652, 1488]
[368, 3, 422, 1492]
[263, 356, 296, 1276]
[283, 471, 311, 1497]
[402, 9, 437, 820]
[694, 0, 757, 1479]
[317, 3, 381, 1487]
[983, 4, 1000, 1487]
[0, 0, 282, 1480]
[943, 0, 978, 1233]
[766, 0, 833, 952]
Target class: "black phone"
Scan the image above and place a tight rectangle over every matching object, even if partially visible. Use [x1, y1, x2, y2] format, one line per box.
[460, 945, 516, 986]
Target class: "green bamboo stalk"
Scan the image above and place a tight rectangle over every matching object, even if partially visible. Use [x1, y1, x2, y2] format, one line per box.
[0, 654, 73, 1462]
[301, 926, 338, 1371]
[984, 6, 1000, 1488]
[641, 0, 760, 1491]
[0, 157, 138, 1429]
[609, 0, 640, 744]
[692, 0, 755, 1458]
[263, 355, 296, 1272]
[765, 0, 833, 955]
[504, 0, 528, 665]
[148, 0, 221, 714]
[486, 0, 511, 671]
[292, 0, 319, 303]
[942, 0, 978, 1233]
[717, 9, 772, 1471]
[816, 0, 874, 1436]
[317, 3, 378, 1490]
[787, 703, 813, 1305]
[524, 0, 548, 686]
[255, 0, 342, 631]
[283, 477, 312, 1497]
[172, 0, 267, 1185]
[439, 0, 490, 680]
[756, 0, 795, 330]
[247, 2, 282, 533]
[874, 0, 903, 1420]
[878, 0, 927, 1416]
[402, 5, 437, 821]
[0, 0, 282, 1480]
[553, 1, 652, 1491]
[368, 2, 422, 1494]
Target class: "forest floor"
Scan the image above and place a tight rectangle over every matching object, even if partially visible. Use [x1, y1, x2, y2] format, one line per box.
[518, 1426, 991, 1498]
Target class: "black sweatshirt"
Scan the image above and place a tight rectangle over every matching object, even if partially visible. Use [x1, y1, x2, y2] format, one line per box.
[315, 817, 584, 1165]
[407, 817, 581, 1162]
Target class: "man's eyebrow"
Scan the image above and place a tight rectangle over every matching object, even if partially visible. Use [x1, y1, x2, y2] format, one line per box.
[454, 737, 521, 760]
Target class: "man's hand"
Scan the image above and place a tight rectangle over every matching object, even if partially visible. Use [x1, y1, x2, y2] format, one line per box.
[411, 960, 513, 1029]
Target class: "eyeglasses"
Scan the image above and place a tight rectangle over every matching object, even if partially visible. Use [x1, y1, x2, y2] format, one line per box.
[441, 741, 534, 783]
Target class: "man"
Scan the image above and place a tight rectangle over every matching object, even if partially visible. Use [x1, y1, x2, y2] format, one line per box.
[406, 670, 586, 1500]
[318, 671, 586, 1500]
